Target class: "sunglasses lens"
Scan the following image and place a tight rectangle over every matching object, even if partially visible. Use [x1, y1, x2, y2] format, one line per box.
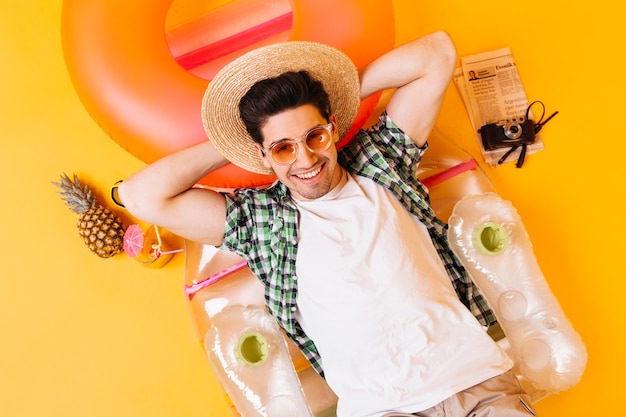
[268, 125, 332, 164]
[271, 142, 296, 163]
[305, 128, 331, 151]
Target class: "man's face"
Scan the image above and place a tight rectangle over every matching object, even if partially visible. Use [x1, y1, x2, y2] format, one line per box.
[255, 104, 343, 201]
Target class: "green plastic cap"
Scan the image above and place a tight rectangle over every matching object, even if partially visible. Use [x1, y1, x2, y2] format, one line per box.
[472, 221, 509, 255]
[235, 331, 269, 367]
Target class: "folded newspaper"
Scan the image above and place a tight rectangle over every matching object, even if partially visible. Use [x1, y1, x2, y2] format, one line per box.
[454, 48, 544, 166]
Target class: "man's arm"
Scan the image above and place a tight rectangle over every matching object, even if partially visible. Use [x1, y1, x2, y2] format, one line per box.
[117, 140, 230, 245]
[359, 31, 457, 147]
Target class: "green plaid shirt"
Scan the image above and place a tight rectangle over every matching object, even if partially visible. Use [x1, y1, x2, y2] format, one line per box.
[221, 111, 495, 376]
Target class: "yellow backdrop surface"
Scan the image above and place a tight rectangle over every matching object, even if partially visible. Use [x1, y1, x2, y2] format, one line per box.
[1, 0, 623, 416]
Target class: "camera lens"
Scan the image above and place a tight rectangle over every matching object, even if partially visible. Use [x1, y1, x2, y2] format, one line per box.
[504, 121, 523, 140]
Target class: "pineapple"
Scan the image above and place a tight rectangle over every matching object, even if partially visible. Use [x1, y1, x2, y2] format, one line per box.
[53, 173, 126, 258]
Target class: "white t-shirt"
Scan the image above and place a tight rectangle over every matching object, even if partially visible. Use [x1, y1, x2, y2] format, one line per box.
[294, 171, 512, 417]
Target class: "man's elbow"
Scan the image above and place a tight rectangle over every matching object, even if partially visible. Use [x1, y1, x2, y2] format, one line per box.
[117, 180, 153, 221]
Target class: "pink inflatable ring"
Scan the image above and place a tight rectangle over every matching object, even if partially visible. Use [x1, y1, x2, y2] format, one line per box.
[61, 0, 395, 188]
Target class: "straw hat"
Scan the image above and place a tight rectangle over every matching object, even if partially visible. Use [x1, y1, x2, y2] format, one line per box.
[201, 41, 361, 175]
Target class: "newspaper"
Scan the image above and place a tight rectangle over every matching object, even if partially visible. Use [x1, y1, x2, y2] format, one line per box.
[453, 47, 543, 166]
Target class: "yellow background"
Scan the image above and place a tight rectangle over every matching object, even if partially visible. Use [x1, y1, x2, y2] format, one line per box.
[1, 0, 623, 416]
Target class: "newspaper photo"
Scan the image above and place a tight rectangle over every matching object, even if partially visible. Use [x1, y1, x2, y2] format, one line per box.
[453, 47, 543, 166]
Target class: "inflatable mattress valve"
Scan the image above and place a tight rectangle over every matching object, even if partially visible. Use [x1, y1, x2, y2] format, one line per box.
[236, 331, 269, 367]
[473, 221, 509, 255]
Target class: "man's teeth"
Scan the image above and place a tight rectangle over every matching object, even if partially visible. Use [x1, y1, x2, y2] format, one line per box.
[296, 167, 321, 179]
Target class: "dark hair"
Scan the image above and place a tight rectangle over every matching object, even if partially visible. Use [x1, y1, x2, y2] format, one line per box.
[238, 71, 332, 145]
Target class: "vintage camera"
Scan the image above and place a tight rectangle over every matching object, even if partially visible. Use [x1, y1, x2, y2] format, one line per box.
[480, 117, 535, 150]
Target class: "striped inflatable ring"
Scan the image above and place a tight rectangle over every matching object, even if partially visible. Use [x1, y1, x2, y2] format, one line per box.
[61, 0, 395, 188]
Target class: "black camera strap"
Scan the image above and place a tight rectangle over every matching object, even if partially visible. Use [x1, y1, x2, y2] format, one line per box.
[497, 143, 526, 167]
[497, 101, 558, 168]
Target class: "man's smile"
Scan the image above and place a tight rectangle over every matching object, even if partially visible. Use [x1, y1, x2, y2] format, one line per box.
[294, 165, 323, 180]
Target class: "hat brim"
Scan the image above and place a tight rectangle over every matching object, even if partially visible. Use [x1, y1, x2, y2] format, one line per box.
[201, 41, 361, 175]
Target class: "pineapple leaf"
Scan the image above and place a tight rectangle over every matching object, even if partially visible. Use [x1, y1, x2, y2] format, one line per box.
[52, 173, 98, 214]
